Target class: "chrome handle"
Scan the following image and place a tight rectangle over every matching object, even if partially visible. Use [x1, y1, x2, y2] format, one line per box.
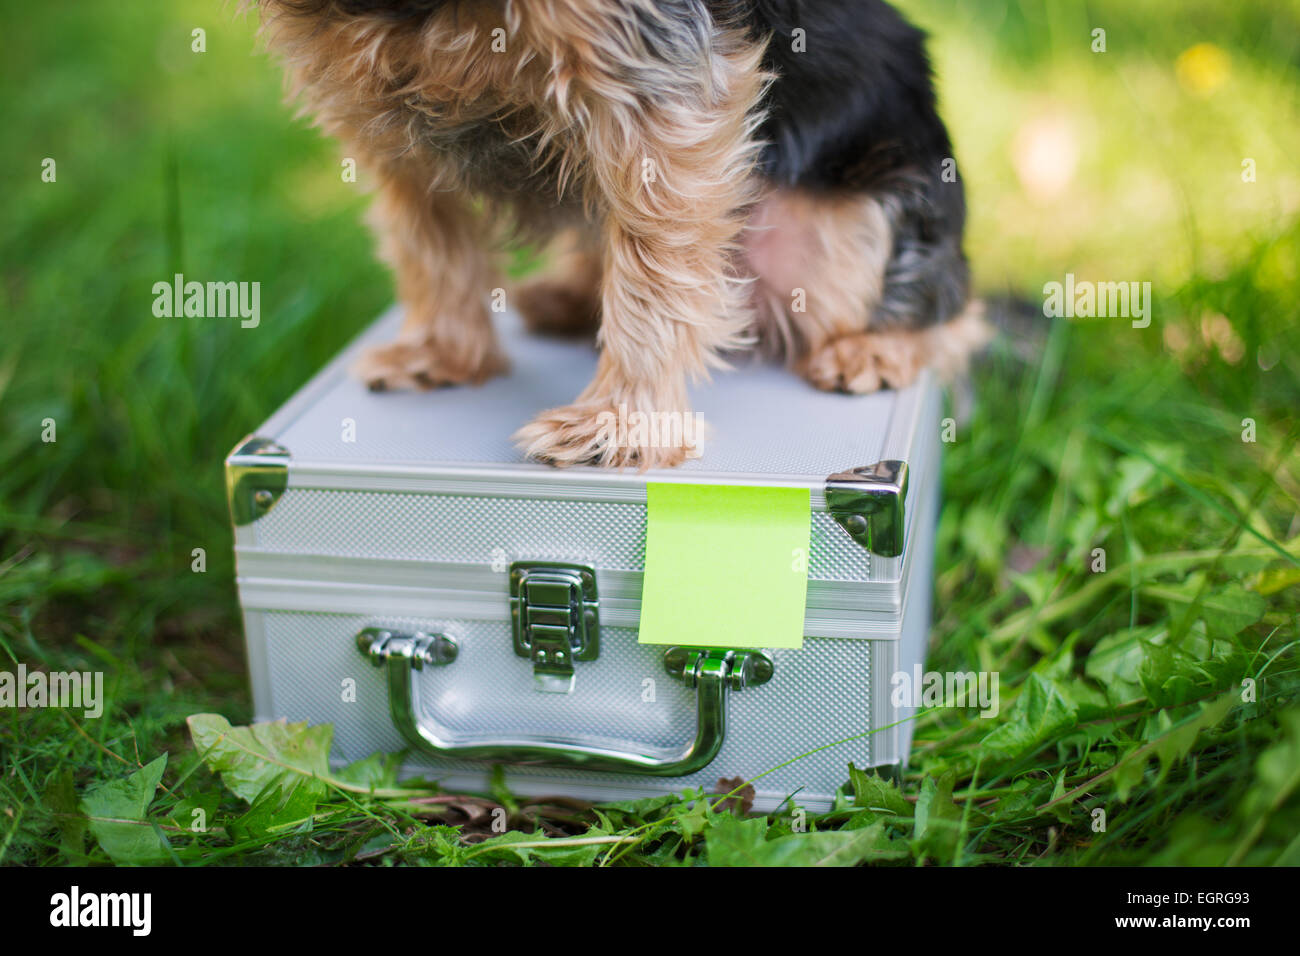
[358, 629, 773, 777]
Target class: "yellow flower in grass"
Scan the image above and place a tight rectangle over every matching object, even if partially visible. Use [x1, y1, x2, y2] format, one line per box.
[1176, 42, 1230, 97]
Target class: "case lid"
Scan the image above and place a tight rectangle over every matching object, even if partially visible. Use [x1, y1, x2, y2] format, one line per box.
[264, 309, 927, 483]
[229, 308, 941, 634]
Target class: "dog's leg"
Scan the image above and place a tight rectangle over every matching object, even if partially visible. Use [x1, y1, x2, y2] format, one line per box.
[354, 164, 506, 391]
[514, 10, 766, 468]
[747, 190, 892, 367]
[749, 187, 988, 393]
[513, 227, 603, 339]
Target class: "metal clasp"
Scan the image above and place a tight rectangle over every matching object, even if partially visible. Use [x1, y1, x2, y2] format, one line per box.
[509, 562, 599, 694]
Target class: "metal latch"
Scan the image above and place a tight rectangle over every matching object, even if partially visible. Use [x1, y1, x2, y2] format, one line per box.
[509, 562, 599, 693]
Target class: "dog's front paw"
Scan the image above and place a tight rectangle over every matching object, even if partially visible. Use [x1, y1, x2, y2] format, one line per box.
[354, 340, 506, 392]
[801, 331, 924, 394]
[514, 402, 700, 469]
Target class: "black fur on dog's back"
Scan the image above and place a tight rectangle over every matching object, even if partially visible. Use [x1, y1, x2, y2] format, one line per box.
[732, 0, 954, 189]
[724, 0, 970, 328]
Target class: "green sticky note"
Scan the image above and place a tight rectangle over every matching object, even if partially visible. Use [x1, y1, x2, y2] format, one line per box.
[638, 483, 811, 649]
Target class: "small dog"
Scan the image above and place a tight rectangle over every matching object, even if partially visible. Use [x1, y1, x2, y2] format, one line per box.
[254, 0, 989, 467]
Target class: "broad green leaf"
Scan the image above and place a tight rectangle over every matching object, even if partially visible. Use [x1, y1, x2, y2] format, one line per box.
[1110, 692, 1237, 801]
[1065, 508, 1102, 560]
[912, 771, 961, 861]
[163, 792, 221, 836]
[1064, 676, 1111, 718]
[464, 829, 552, 866]
[847, 763, 911, 816]
[980, 674, 1078, 759]
[1085, 627, 1151, 703]
[467, 827, 615, 867]
[529, 831, 617, 867]
[1147, 575, 1266, 637]
[187, 714, 331, 829]
[335, 751, 404, 792]
[1006, 567, 1056, 607]
[707, 814, 906, 867]
[1111, 744, 1149, 802]
[1086, 748, 1117, 770]
[1088, 622, 1242, 708]
[596, 792, 684, 818]
[669, 797, 711, 838]
[1221, 540, 1289, 578]
[995, 791, 1036, 818]
[80, 754, 169, 864]
[1152, 692, 1236, 778]
[702, 814, 770, 866]
[1137, 644, 1200, 707]
[232, 782, 321, 839]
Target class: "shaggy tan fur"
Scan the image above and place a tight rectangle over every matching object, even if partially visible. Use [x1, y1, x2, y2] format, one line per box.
[354, 162, 507, 389]
[255, 0, 988, 467]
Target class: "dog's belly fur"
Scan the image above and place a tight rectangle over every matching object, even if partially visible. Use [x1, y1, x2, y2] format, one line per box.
[420, 115, 552, 198]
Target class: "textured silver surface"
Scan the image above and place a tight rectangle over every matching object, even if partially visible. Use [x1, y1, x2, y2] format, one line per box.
[272, 309, 909, 480]
[262, 612, 873, 804]
[253, 490, 870, 582]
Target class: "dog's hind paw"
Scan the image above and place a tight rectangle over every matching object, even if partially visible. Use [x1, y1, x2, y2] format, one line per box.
[353, 340, 506, 392]
[800, 330, 925, 394]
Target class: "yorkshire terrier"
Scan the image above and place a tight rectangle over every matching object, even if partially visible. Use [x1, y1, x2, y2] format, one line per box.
[253, 0, 990, 467]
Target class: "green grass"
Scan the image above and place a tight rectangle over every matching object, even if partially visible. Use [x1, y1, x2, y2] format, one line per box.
[1, 0, 1297, 865]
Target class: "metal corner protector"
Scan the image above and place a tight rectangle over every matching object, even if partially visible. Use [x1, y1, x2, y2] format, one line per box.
[825, 459, 909, 558]
[225, 435, 290, 526]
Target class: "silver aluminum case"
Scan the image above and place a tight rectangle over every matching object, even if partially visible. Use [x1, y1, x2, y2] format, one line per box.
[230, 308, 941, 812]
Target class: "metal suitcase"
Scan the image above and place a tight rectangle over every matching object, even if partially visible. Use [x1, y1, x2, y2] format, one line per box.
[227, 307, 942, 812]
